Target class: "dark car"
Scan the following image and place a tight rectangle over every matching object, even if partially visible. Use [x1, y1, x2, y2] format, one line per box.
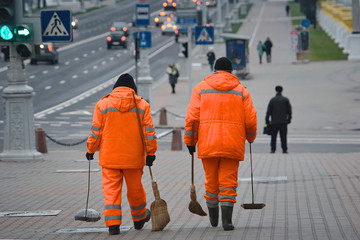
[110, 22, 129, 36]
[30, 43, 59, 65]
[107, 31, 127, 49]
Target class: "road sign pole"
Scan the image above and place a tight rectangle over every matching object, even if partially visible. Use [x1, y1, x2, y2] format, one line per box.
[187, 27, 192, 101]
[0, 43, 42, 161]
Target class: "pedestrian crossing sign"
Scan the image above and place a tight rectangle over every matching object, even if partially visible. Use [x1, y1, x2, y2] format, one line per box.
[195, 26, 214, 45]
[41, 10, 72, 42]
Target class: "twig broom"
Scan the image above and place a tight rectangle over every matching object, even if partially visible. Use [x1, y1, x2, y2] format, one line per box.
[188, 122, 207, 216]
[132, 92, 170, 231]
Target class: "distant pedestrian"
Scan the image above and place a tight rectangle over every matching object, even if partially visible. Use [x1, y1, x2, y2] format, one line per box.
[206, 47, 216, 71]
[285, 4, 290, 16]
[257, 41, 264, 64]
[86, 73, 157, 235]
[265, 85, 292, 154]
[264, 37, 273, 63]
[184, 57, 257, 231]
[166, 63, 179, 94]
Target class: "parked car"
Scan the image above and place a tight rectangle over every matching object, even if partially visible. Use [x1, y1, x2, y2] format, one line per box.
[205, 0, 216, 7]
[30, 43, 59, 65]
[107, 31, 127, 49]
[71, 17, 78, 29]
[154, 11, 176, 27]
[110, 22, 129, 36]
[161, 20, 178, 35]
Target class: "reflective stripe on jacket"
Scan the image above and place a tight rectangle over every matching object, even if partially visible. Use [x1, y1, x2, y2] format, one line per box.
[184, 71, 257, 161]
[87, 87, 157, 169]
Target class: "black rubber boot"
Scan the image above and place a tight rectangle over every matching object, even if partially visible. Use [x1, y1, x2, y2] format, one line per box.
[108, 225, 120, 235]
[134, 209, 151, 230]
[208, 207, 219, 227]
[221, 206, 234, 231]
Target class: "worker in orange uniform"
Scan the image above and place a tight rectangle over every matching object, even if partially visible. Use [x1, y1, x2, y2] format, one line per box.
[86, 73, 157, 235]
[184, 57, 257, 231]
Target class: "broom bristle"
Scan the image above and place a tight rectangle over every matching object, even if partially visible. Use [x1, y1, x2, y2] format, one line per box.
[74, 209, 101, 222]
[150, 199, 170, 231]
[188, 200, 207, 216]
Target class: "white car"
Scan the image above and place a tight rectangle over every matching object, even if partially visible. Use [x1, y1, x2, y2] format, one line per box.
[154, 11, 176, 27]
[161, 20, 178, 35]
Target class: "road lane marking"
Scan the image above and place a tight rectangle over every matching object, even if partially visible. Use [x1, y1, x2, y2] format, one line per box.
[34, 39, 175, 118]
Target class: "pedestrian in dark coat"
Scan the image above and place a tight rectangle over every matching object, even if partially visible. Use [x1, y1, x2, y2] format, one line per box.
[285, 4, 290, 16]
[166, 63, 179, 94]
[265, 85, 292, 153]
[206, 48, 216, 71]
[264, 37, 273, 63]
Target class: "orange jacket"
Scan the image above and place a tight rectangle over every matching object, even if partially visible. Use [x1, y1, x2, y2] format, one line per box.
[184, 71, 257, 161]
[87, 87, 157, 169]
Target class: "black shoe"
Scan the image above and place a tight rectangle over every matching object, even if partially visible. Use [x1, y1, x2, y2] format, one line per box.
[270, 150, 275, 154]
[221, 206, 234, 231]
[109, 225, 120, 235]
[134, 209, 151, 230]
[208, 207, 219, 227]
[283, 151, 288, 154]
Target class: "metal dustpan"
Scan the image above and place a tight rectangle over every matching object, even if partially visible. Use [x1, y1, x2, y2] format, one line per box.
[74, 159, 101, 222]
[241, 143, 266, 210]
[75, 209, 101, 222]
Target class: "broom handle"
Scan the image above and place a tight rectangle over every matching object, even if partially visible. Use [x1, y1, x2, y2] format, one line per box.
[132, 92, 154, 182]
[250, 143, 255, 204]
[191, 122, 195, 185]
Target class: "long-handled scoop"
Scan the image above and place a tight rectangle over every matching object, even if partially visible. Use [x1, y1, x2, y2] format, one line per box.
[241, 143, 266, 210]
[74, 159, 101, 222]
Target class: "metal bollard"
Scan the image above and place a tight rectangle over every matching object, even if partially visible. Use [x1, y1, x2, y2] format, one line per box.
[171, 127, 182, 151]
[36, 127, 48, 153]
[159, 107, 168, 125]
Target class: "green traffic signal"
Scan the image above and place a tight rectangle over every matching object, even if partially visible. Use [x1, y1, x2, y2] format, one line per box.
[0, 25, 13, 41]
[14, 25, 32, 40]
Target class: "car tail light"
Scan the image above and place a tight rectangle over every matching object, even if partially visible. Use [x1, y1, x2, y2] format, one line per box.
[170, 13, 174, 18]
[206, 24, 210, 27]
[160, 12, 165, 16]
[121, 36, 126, 41]
[123, 27, 127, 32]
[163, 2, 167, 7]
[167, 0, 172, 3]
[173, 25, 178, 30]
[110, 27, 116, 31]
[175, 29, 178, 35]
[75, 19, 78, 23]
[166, 17, 171, 22]
[47, 44, 53, 52]
[197, 1, 201, 5]
[107, 36, 111, 41]
[172, 2, 176, 6]
[161, 25, 166, 30]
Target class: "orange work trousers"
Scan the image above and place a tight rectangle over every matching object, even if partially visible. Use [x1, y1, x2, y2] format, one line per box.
[201, 158, 239, 208]
[102, 168, 147, 227]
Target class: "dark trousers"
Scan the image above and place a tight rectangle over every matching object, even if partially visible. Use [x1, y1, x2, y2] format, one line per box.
[270, 124, 287, 153]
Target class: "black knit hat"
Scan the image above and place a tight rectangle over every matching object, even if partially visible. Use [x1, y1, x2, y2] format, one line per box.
[214, 57, 233, 72]
[113, 73, 137, 93]
[275, 85, 283, 93]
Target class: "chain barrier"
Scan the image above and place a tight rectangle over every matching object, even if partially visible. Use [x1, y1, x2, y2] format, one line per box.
[45, 133, 88, 146]
[165, 109, 185, 119]
[44, 108, 182, 147]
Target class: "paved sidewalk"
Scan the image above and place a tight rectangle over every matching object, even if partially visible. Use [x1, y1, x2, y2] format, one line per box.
[1, 0, 360, 239]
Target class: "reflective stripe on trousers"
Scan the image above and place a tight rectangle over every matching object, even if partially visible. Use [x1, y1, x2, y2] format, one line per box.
[102, 168, 147, 226]
[202, 157, 239, 205]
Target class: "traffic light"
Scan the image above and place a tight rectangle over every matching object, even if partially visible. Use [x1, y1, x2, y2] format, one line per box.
[182, 42, 188, 58]
[0, 0, 15, 42]
[14, 23, 33, 58]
